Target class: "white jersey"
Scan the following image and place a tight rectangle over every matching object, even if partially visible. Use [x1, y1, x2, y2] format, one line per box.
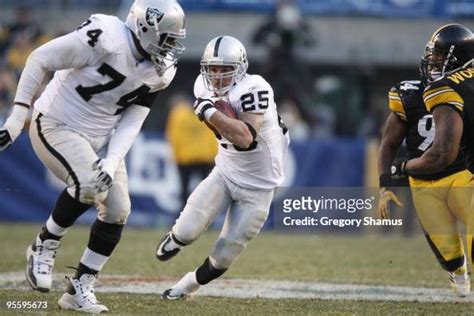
[194, 73, 290, 190]
[34, 14, 174, 136]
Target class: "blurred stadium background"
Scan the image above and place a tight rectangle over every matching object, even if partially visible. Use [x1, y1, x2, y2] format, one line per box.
[1, 1, 474, 314]
[3, 0, 474, 227]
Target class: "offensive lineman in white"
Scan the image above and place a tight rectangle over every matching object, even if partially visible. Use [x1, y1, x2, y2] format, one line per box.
[0, 0, 185, 313]
[156, 36, 290, 299]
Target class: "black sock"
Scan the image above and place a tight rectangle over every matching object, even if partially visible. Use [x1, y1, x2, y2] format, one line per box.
[38, 190, 90, 242]
[74, 262, 98, 279]
[195, 257, 227, 285]
[38, 226, 61, 241]
[51, 189, 91, 227]
[87, 220, 124, 256]
[67, 263, 99, 295]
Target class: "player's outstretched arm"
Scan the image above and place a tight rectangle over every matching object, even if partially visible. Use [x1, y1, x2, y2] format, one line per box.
[377, 113, 406, 219]
[0, 31, 98, 151]
[378, 113, 407, 177]
[405, 106, 462, 174]
[15, 32, 97, 108]
[0, 104, 29, 151]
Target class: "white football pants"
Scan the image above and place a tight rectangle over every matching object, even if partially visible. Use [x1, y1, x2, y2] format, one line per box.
[29, 111, 130, 224]
[172, 167, 274, 269]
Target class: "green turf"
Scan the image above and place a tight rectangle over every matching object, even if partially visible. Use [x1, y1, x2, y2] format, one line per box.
[0, 223, 473, 315]
[0, 290, 472, 315]
[0, 223, 450, 287]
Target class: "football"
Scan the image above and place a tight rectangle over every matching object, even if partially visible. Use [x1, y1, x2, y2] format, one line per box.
[214, 99, 238, 119]
[205, 100, 238, 134]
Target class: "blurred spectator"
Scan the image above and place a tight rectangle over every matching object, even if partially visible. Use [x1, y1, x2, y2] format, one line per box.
[311, 104, 336, 138]
[6, 30, 37, 77]
[166, 93, 217, 209]
[312, 75, 365, 136]
[278, 98, 310, 140]
[0, 6, 44, 55]
[252, 0, 315, 101]
[0, 68, 16, 125]
[358, 94, 388, 138]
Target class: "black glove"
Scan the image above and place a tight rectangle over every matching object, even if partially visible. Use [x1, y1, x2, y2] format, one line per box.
[391, 159, 408, 178]
[92, 159, 113, 193]
[0, 129, 12, 151]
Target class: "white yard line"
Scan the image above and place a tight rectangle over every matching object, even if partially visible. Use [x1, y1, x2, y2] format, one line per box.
[0, 272, 473, 303]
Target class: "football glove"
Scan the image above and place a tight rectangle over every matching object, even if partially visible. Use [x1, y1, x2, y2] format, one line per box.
[377, 187, 403, 219]
[391, 158, 408, 177]
[194, 98, 217, 121]
[0, 104, 29, 151]
[0, 129, 12, 151]
[92, 159, 114, 193]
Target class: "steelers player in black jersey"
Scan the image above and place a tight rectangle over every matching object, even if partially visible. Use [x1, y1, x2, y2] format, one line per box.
[392, 23, 474, 297]
[378, 77, 471, 297]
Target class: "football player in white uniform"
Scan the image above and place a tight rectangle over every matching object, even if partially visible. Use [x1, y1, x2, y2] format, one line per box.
[0, 0, 185, 313]
[156, 36, 290, 299]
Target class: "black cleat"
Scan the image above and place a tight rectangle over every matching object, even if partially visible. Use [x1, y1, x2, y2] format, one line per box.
[161, 288, 187, 300]
[156, 232, 184, 261]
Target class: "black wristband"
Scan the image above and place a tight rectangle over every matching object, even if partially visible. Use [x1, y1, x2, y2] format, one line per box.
[392, 159, 408, 176]
[244, 122, 257, 141]
[14, 102, 30, 109]
[379, 173, 392, 188]
[199, 103, 214, 121]
[196, 98, 213, 105]
[233, 122, 258, 151]
[400, 160, 408, 175]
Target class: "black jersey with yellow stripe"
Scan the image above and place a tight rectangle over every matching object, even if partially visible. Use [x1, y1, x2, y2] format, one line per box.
[389, 80, 465, 180]
[423, 68, 474, 172]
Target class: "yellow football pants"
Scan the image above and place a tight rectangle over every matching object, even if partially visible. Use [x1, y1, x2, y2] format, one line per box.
[409, 170, 473, 272]
[469, 185, 474, 268]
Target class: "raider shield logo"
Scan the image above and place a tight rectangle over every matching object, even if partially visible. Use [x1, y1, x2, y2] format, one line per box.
[146, 8, 164, 26]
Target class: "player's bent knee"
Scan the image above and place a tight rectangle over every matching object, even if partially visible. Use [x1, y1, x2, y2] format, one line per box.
[243, 211, 268, 239]
[210, 238, 246, 269]
[99, 206, 131, 225]
[76, 186, 96, 204]
[118, 208, 131, 224]
[113, 209, 130, 225]
[74, 182, 109, 204]
[172, 229, 199, 245]
[172, 205, 212, 244]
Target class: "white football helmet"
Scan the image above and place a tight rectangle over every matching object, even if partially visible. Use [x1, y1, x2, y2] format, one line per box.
[126, 0, 186, 71]
[201, 36, 249, 96]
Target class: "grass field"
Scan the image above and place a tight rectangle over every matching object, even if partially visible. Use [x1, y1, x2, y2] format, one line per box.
[0, 223, 473, 315]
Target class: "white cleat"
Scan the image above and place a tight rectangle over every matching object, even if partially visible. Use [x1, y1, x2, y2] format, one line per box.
[58, 274, 108, 314]
[448, 261, 470, 298]
[25, 235, 60, 292]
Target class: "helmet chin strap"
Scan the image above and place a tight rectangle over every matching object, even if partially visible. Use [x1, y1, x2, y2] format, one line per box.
[462, 58, 474, 69]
